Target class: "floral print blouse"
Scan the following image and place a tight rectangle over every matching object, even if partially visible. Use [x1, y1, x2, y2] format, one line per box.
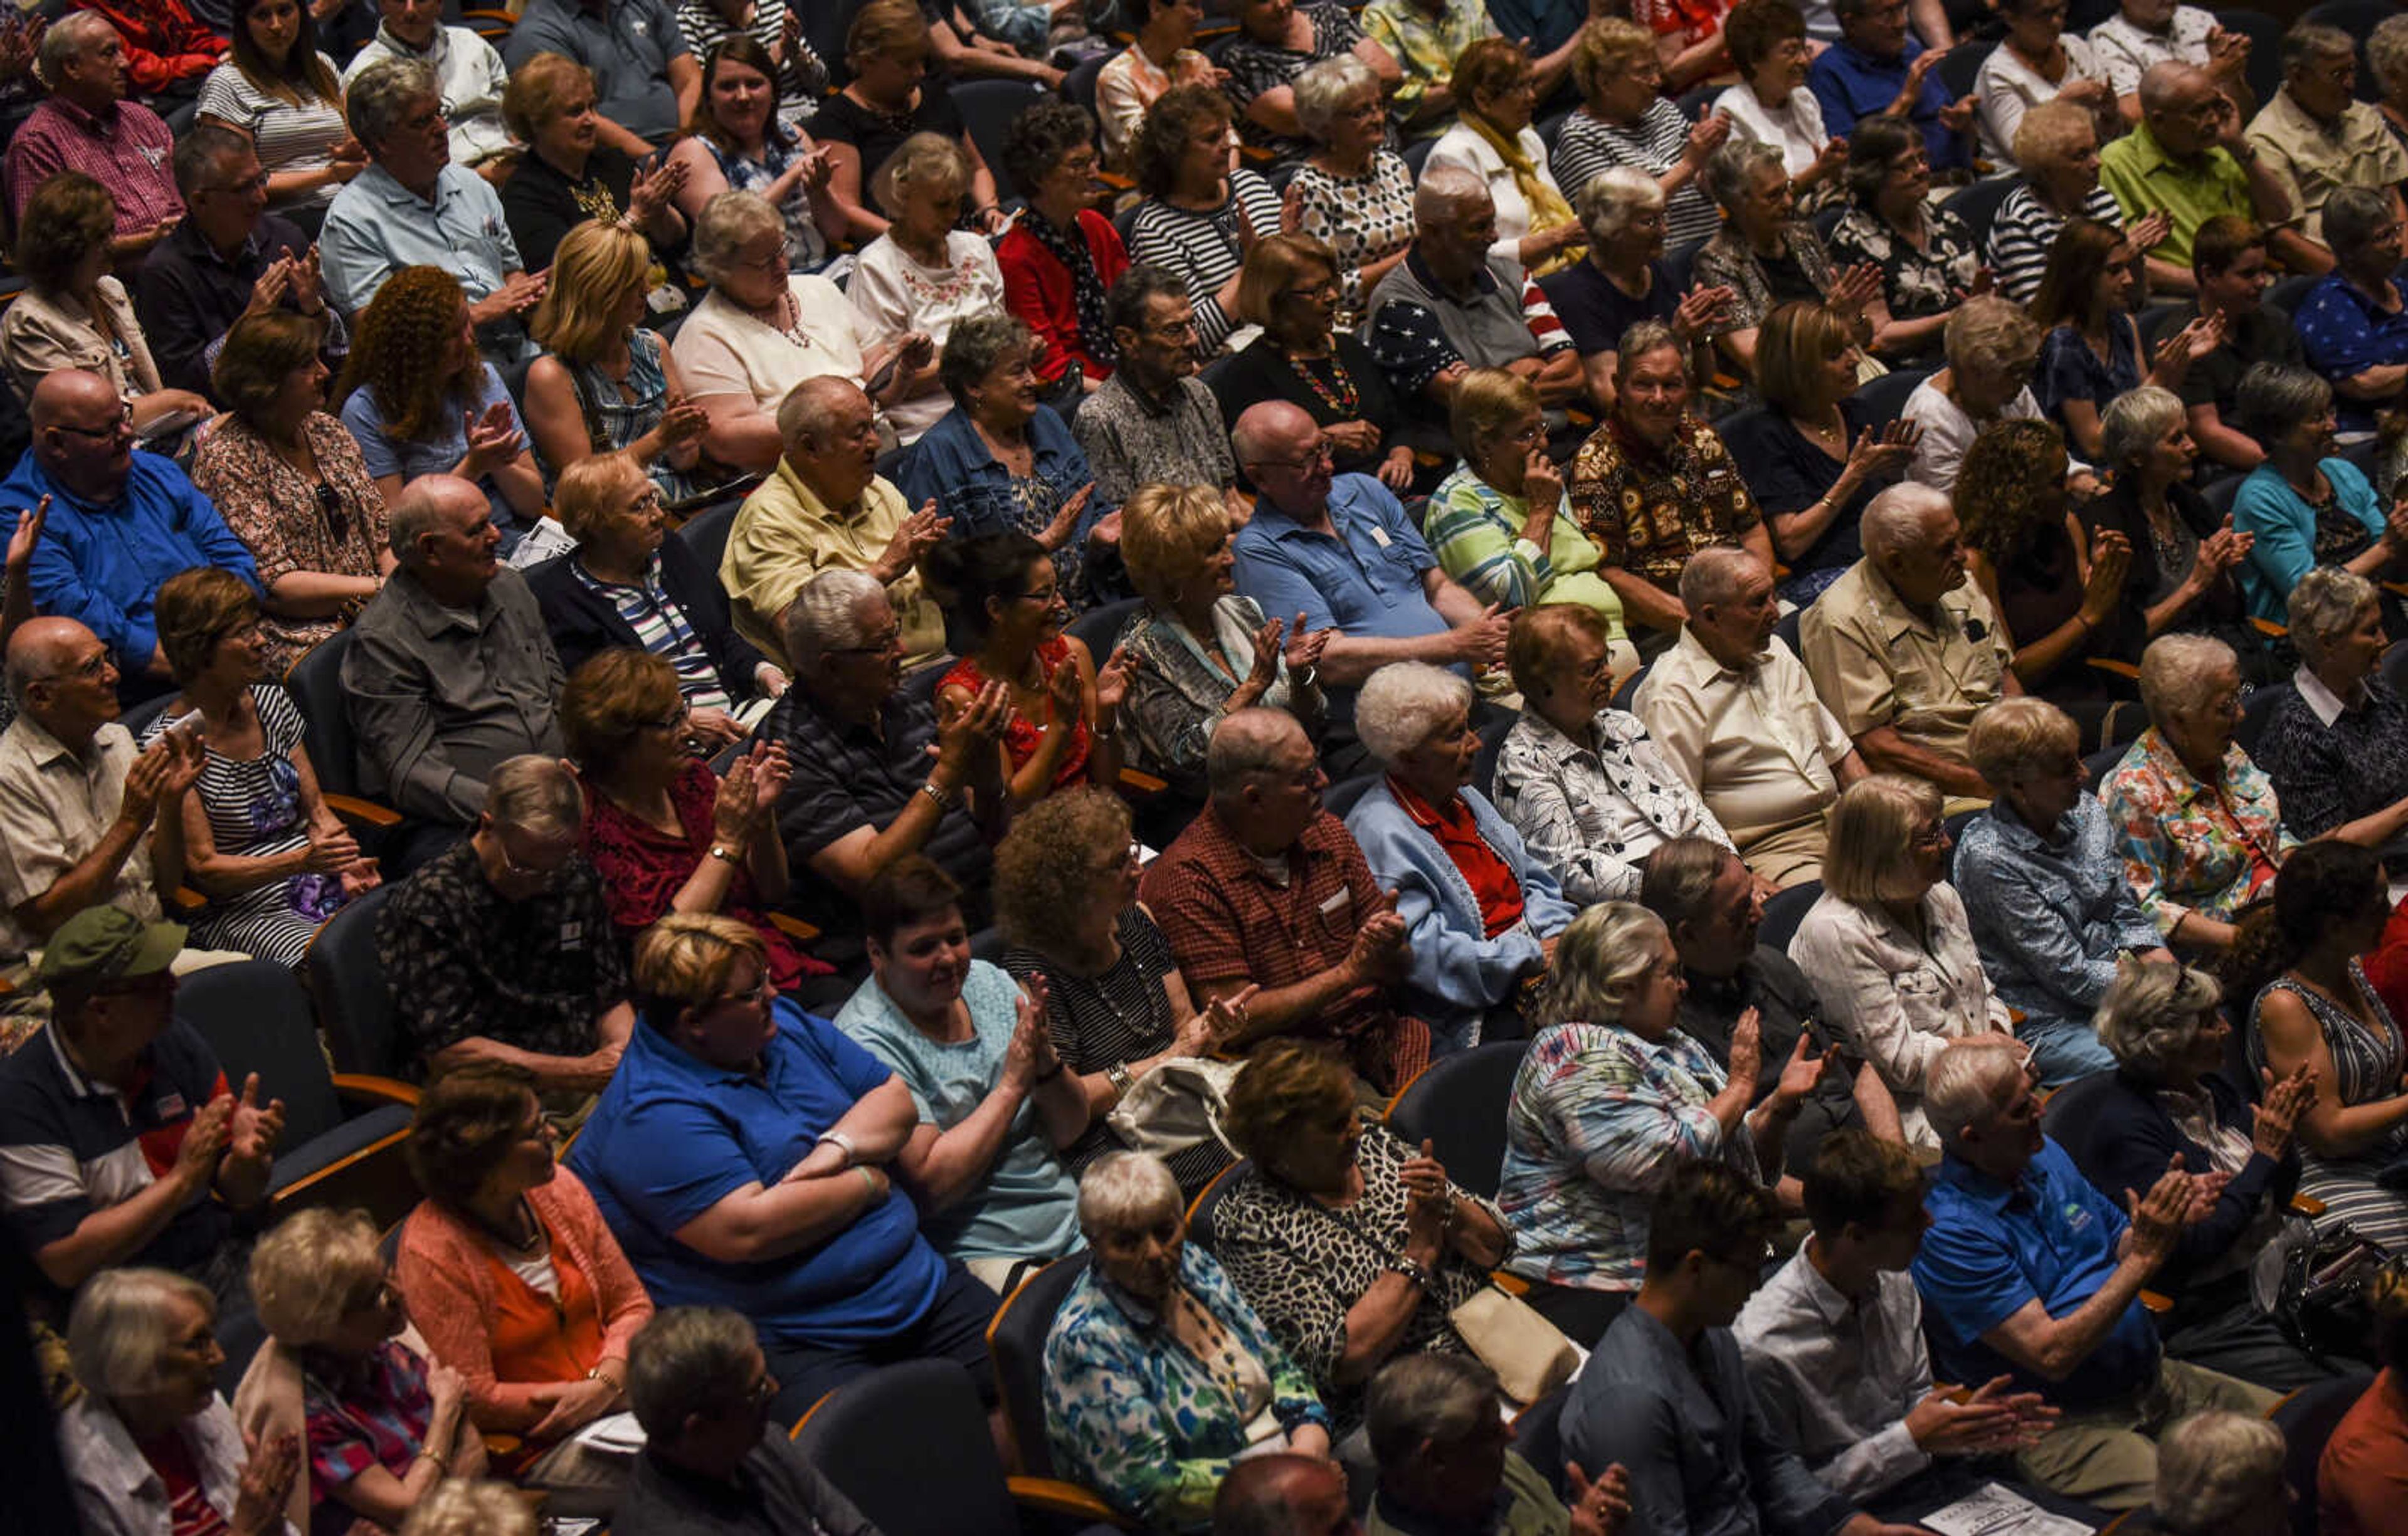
[1695, 222, 1841, 337]
[1043, 1243, 1331, 1533]
[2101, 727, 2296, 937]
[1490, 707, 1734, 907]
[1286, 150, 1417, 332]
[1828, 204, 1979, 328]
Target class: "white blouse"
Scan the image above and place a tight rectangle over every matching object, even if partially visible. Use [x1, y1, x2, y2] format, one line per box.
[1426, 120, 1570, 278]
[1713, 83, 1830, 180]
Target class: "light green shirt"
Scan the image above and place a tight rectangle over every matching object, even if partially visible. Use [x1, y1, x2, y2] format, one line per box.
[2099, 118, 2260, 268]
[1366, 1451, 1572, 1536]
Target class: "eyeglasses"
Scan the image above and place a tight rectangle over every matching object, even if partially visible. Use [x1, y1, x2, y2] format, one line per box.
[200, 171, 269, 198]
[315, 481, 347, 543]
[832, 624, 904, 656]
[712, 974, 776, 1011]
[51, 408, 133, 441]
[1250, 440, 1335, 471]
[642, 706, 690, 736]
[744, 1370, 780, 1412]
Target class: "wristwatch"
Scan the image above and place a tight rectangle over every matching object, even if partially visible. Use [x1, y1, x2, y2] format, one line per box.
[708, 843, 741, 865]
[815, 1129, 859, 1165]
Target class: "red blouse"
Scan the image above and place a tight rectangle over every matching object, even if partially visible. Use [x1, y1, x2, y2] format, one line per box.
[996, 209, 1130, 386]
[941, 635, 1092, 793]
[1386, 774, 1526, 938]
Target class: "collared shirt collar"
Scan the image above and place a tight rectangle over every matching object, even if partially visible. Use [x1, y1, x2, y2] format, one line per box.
[2120, 119, 2192, 177]
[42, 1021, 103, 1100]
[1935, 1150, 2028, 1210]
[1987, 791, 2065, 851]
[1121, 368, 1184, 417]
[48, 94, 119, 137]
[1860, 562, 1953, 645]
[360, 161, 446, 211]
[1667, 621, 1753, 686]
[8, 708, 87, 775]
[392, 568, 497, 636]
[375, 19, 450, 61]
[2294, 664, 2355, 728]
[1780, 1237, 1860, 1330]
[1405, 245, 1496, 303]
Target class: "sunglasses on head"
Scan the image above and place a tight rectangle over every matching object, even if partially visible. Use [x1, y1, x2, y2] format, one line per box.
[316, 481, 346, 543]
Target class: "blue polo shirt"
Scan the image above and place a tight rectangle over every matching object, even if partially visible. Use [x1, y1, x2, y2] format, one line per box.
[567, 1002, 949, 1344]
[1809, 38, 1967, 172]
[504, 0, 690, 145]
[2293, 267, 2408, 434]
[1232, 473, 1464, 673]
[319, 162, 524, 322]
[1912, 1137, 2162, 1409]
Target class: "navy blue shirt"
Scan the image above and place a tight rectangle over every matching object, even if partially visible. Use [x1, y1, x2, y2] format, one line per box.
[1809, 38, 1967, 172]
[1913, 1137, 2161, 1409]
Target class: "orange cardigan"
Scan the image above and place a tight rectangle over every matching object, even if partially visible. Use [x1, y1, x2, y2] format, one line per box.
[394, 1165, 655, 1435]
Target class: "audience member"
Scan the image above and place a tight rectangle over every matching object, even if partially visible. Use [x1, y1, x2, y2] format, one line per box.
[659, 36, 837, 276]
[502, 55, 692, 277]
[2375, 13, 2408, 155]
[1828, 117, 1980, 368]
[2032, 218, 2209, 461]
[1635, 549, 1865, 886]
[2319, 1270, 2408, 1536]
[812, 0, 1004, 243]
[1126, 85, 1281, 360]
[1220, 0, 1398, 165]
[1139, 707, 1429, 1092]
[1543, 171, 1728, 411]
[144, 567, 377, 965]
[341, 0, 514, 171]
[398, 1481, 541, 1536]
[1714, 0, 1843, 199]
[2293, 186, 2408, 433]
[1212, 234, 1411, 489]
[2160, 216, 2301, 471]
[2087, 0, 2244, 116]
[2229, 362, 2407, 623]
[2101, 63, 2320, 278]
[1284, 57, 1417, 336]
[2247, 23, 2408, 248]
[85, 0, 227, 96]
[1430, 37, 1583, 280]
[1553, 19, 1724, 260]
[394, 1066, 653, 1515]
[571, 911, 1000, 1421]
[1974, 0, 2116, 170]
[2152, 1412, 2293, 1536]
[1987, 99, 2151, 304]
[995, 98, 1127, 399]
[2254, 567, 2408, 846]
[2, 14, 183, 264]
[1808, 0, 1971, 174]
[1046, 1152, 1334, 1533]
[846, 134, 1004, 446]
[1900, 297, 2045, 493]
[195, 0, 357, 236]
[1363, 1353, 1630, 1536]
[0, 172, 205, 428]
[1076, 266, 1241, 508]
[1955, 419, 2137, 709]
[504, 0, 695, 153]
[673, 0, 828, 115]
[1098, 0, 1220, 166]
[2086, 386, 2259, 659]
[522, 224, 714, 500]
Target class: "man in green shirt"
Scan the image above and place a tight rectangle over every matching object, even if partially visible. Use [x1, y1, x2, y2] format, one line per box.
[1363, 1354, 1631, 1536]
[2102, 60, 2330, 277]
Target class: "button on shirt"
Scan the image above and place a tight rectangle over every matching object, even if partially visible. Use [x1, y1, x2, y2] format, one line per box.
[0, 717, 158, 962]
[2246, 90, 2408, 246]
[1914, 1139, 2163, 1409]
[1799, 560, 2012, 768]
[1635, 628, 1852, 856]
[505, 0, 691, 145]
[320, 162, 525, 321]
[1733, 1240, 1935, 1503]
[1233, 474, 1456, 658]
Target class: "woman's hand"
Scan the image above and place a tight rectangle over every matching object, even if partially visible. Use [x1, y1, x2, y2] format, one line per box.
[1235, 613, 1286, 707]
[326, 135, 367, 184]
[2079, 527, 2132, 628]
[628, 155, 689, 226]
[6, 493, 46, 572]
[1378, 444, 1414, 490]
[1002, 978, 1051, 1094]
[1281, 177, 1305, 237]
[1284, 609, 1333, 676]
[2253, 1063, 2319, 1157]
[750, 740, 793, 813]
[2153, 312, 2226, 382]
[1180, 982, 1256, 1056]
[1522, 446, 1563, 515]
[1726, 1006, 1763, 1092]
[339, 860, 382, 898]
[1046, 648, 1087, 723]
[1680, 110, 1731, 168]
[1828, 261, 1883, 321]
[1036, 483, 1095, 552]
[1325, 419, 1382, 458]
[2189, 517, 2249, 585]
[525, 1374, 621, 1441]
[1565, 1460, 1633, 1536]
[1841, 419, 1920, 486]
[2124, 208, 2172, 255]
[687, 705, 746, 751]
[1093, 643, 1137, 717]
[1673, 283, 1735, 342]
[711, 752, 763, 845]
[230, 1429, 300, 1536]
[427, 1362, 467, 1429]
[302, 824, 362, 875]
[460, 401, 525, 480]
[1287, 1423, 1333, 1460]
[1401, 1140, 1450, 1266]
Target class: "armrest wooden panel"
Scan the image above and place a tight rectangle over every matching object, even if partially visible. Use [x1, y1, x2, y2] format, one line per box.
[330, 1073, 421, 1108]
[1008, 1477, 1133, 1527]
[766, 912, 822, 944]
[2251, 618, 2288, 639]
[1117, 767, 1168, 796]
[166, 886, 209, 917]
[322, 793, 404, 828]
[2139, 1289, 2172, 1315]
[2086, 658, 2141, 680]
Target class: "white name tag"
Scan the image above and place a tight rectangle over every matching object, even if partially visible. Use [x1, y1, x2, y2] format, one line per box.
[1318, 888, 1351, 917]
[1366, 525, 1391, 548]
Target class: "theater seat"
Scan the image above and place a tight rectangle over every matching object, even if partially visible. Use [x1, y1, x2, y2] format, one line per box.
[1384, 1039, 1529, 1201]
[304, 885, 409, 1080]
[986, 1253, 1091, 1478]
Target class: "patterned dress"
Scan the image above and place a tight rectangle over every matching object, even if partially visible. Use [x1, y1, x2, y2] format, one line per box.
[1490, 707, 1734, 907]
[939, 634, 1092, 794]
[2249, 964, 2408, 1251]
[2100, 728, 2296, 939]
[140, 686, 349, 966]
[1218, 1, 1367, 163]
[1551, 102, 1722, 250]
[1284, 150, 1415, 332]
[1827, 203, 1980, 365]
[551, 329, 708, 503]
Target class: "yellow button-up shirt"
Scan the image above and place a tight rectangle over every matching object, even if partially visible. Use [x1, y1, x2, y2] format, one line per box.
[1798, 559, 2012, 769]
[721, 461, 946, 673]
[2246, 88, 2408, 246]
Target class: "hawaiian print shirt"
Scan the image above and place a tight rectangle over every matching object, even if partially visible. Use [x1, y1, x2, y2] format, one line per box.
[2100, 726, 2296, 938]
[1567, 413, 1763, 589]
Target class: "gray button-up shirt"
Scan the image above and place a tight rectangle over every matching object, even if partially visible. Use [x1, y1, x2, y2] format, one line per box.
[1070, 372, 1235, 508]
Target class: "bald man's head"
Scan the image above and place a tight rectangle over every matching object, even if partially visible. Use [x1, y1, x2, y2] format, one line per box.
[1232, 401, 1334, 520]
[1212, 1454, 1355, 1536]
[31, 371, 135, 500]
[4, 618, 114, 727]
[29, 369, 122, 431]
[1230, 400, 1316, 468]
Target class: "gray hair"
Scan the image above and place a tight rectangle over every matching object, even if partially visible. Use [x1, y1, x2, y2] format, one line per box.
[347, 56, 440, 149]
[2371, 14, 2408, 97]
[37, 11, 114, 87]
[2288, 565, 2379, 668]
[2153, 1412, 2288, 1536]
[2095, 956, 2224, 1078]
[1945, 295, 2041, 379]
[690, 190, 785, 287]
[67, 1267, 213, 1401]
[2138, 60, 2204, 117]
[1205, 706, 1309, 801]
[1354, 661, 1474, 765]
[1677, 544, 1764, 613]
[776, 375, 869, 454]
[1575, 166, 1666, 246]
[1415, 164, 1491, 229]
[1704, 137, 1785, 210]
[1533, 902, 1667, 1029]
[1965, 696, 2079, 791]
[1823, 772, 1943, 905]
[1106, 262, 1188, 339]
[784, 567, 888, 665]
[870, 129, 968, 214]
[1294, 54, 1377, 142]
[386, 475, 482, 563]
[938, 312, 1035, 409]
[172, 124, 253, 199]
[1616, 318, 1682, 382]
[1365, 1354, 1501, 1469]
[2324, 185, 2396, 261]
[1925, 1038, 2026, 1147]
[398, 1483, 541, 1536]
[485, 754, 584, 838]
[2138, 633, 2237, 723]
[2098, 384, 2187, 470]
[626, 1307, 759, 1439]
[2234, 361, 2334, 443]
[1859, 481, 1953, 562]
[1639, 836, 1740, 935]
[2283, 21, 2355, 76]
[1075, 1150, 1183, 1238]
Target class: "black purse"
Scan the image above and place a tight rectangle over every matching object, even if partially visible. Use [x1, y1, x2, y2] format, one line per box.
[2273, 1222, 2404, 1363]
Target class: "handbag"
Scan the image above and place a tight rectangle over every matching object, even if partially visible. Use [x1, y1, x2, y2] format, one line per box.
[2269, 1219, 2403, 1363]
[1106, 1056, 1243, 1162]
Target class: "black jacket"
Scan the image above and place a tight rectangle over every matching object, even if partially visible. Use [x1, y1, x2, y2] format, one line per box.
[524, 536, 770, 703]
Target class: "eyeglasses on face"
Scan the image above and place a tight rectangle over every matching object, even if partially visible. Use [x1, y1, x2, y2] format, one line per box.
[832, 624, 904, 656]
[51, 408, 133, 441]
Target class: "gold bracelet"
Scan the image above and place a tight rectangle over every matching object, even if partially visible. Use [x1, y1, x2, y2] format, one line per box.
[418, 1448, 449, 1475]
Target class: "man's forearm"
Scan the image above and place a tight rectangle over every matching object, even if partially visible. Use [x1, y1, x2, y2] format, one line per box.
[1318, 632, 1467, 687]
[2000, 1253, 2158, 1380]
[34, 1169, 206, 1290]
[1854, 726, 1988, 799]
[21, 815, 150, 940]
[426, 1036, 609, 1093]
[1205, 964, 1367, 1042]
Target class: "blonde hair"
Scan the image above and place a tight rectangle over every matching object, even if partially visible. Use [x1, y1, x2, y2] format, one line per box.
[1965, 697, 2079, 792]
[500, 51, 594, 144]
[552, 451, 648, 542]
[1449, 367, 1539, 465]
[1822, 773, 1945, 905]
[633, 912, 767, 1020]
[532, 219, 653, 367]
[250, 1207, 386, 1347]
[871, 130, 969, 219]
[399, 1482, 541, 1536]
[1533, 902, 1667, 1028]
[1120, 483, 1232, 611]
[1573, 18, 1655, 104]
[1234, 233, 1338, 329]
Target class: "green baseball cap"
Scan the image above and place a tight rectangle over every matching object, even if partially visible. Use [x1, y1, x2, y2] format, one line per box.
[38, 906, 187, 991]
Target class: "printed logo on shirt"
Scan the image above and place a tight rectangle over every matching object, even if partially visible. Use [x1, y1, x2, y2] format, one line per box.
[560, 922, 585, 949]
[2061, 1201, 2092, 1232]
[154, 1092, 187, 1120]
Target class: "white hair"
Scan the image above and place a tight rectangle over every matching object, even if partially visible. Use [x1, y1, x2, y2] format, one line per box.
[68, 1268, 214, 1402]
[785, 567, 889, 665]
[1924, 1039, 2025, 1147]
[1860, 482, 1953, 562]
[1354, 661, 1474, 765]
[1077, 1152, 1183, 1236]
[1415, 165, 1490, 228]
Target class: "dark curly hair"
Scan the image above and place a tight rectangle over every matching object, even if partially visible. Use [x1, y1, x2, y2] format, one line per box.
[991, 787, 1133, 956]
[1131, 83, 1232, 201]
[2221, 840, 2389, 1011]
[14, 171, 114, 292]
[213, 308, 325, 423]
[334, 266, 479, 444]
[921, 529, 1050, 651]
[1723, 0, 1807, 73]
[1953, 418, 2069, 564]
[1001, 97, 1098, 203]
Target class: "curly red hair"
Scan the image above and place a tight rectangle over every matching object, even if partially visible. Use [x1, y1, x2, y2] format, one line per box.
[335, 266, 479, 444]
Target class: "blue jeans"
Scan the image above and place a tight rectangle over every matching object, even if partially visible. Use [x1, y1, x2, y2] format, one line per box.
[2019, 1014, 2119, 1089]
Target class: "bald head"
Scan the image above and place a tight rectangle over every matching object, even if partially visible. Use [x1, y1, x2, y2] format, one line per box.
[2138, 60, 2205, 115]
[1231, 399, 1317, 470]
[4, 618, 108, 723]
[1415, 164, 1489, 228]
[1212, 1454, 1352, 1536]
[29, 369, 120, 431]
[2138, 61, 2230, 154]
[1678, 545, 1766, 613]
[389, 474, 490, 562]
[778, 376, 874, 454]
[1207, 707, 1311, 800]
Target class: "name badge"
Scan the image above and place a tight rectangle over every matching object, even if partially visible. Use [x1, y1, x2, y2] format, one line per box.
[560, 922, 585, 949]
[1366, 525, 1391, 548]
[1318, 888, 1350, 917]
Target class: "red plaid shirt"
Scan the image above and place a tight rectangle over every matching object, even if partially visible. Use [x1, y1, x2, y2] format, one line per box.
[3, 97, 181, 239]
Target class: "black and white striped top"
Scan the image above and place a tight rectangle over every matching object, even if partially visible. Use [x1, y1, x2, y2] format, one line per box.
[673, 0, 829, 117]
[1127, 169, 1283, 358]
[1551, 100, 1723, 251]
[1985, 182, 2121, 306]
[196, 58, 349, 218]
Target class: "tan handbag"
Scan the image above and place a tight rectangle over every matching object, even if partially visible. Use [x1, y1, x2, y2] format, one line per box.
[1447, 1283, 1580, 1406]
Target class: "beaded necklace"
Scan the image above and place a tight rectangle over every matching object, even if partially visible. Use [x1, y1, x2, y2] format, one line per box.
[1284, 349, 1359, 419]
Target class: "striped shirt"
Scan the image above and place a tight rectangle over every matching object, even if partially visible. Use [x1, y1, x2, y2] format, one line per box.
[1127, 169, 1282, 357]
[674, 0, 827, 116]
[195, 58, 350, 218]
[1551, 100, 1722, 249]
[1985, 182, 2121, 304]
[568, 552, 736, 715]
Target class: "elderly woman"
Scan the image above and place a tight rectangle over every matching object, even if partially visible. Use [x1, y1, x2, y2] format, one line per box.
[847, 132, 1006, 446]
[1985, 100, 2154, 305]
[2252, 567, 2408, 850]
[196, 0, 358, 235]
[1097, 0, 1217, 169]
[336, 265, 547, 551]
[2032, 218, 2210, 461]
[896, 315, 1106, 604]
[500, 52, 691, 276]
[568, 912, 1003, 1421]
[811, 0, 1005, 242]
[1719, 300, 1916, 603]
[1346, 660, 1578, 1053]
[58, 1268, 302, 1536]
[1567, 320, 1770, 643]
[2103, 634, 2297, 952]
[2325, 1266, 2408, 1533]
[1828, 117, 1983, 367]
[1900, 297, 2047, 492]
[1955, 419, 2137, 708]
[1543, 170, 1732, 409]
[1211, 1039, 1514, 1430]
[1286, 56, 1416, 334]
[996, 789, 1241, 1193]
[1712, 0, 1844, 196]
[397, 1483, 539, 1536]
[1555, 20, 1723, 258]
[1044, 1152, 1333, 1533]
[670, 190, 924, 475]
[1127, 85, 1281, 359]
[2235, 840, 2408, 1253]
[562, 649, 821, 992]
[928, 530, 1131, 805]
[1426, 368, 1634, 661]
[0, 172, 208, 428]
[2298, 188, 2408, 434]
[2052, 959, 2338, 1390]
[1116, 482, 1329, 800]
[1494, 602, 1735, 906]
[142, 568, 376, 965]
[523, 222, 715, 503]
[2231, 362, 2408, 625]
[1971, 0, 2116, 172]
[1429, 37, 1583, 280]
[249, 1207, 487, 1531]
[2088, 386, 2254, 641]
[1692, 139, 1878, 381]
[1954, 697, 2169, 1087]
[1212, 235, 1411, 490]
[1790, 774, 2013, 1149]
[394, 1067, 654, 1513]
[660, 36, 841, 275]
[1220, 0, 1398, 164]
[1500, 902, 1814, 1342]
[189, 309, 392, 673]
[995, 99, 1127, 399]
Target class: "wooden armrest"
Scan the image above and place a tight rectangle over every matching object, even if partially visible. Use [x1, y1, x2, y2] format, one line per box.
[1117, 766, 1168, 796]
[2384, 581, 2408, 603]
[330, 1073, 421, 1108]
[1099, 171, 1134, 192]
[2008, 1007, 2026, 1025]
[2289, 1192, 2328, 1218]
[2086, 658, 2141, 681]
[766, 912, 822, 944]
[165, 886, 209, 917]
[1008, 1477, 1133, 1527]
[322, 793, 404, 829]
[2139, 1289, 2173, 1315]
[1489, 1270, 1531, 1296]
[2251, 617, 2288, 639]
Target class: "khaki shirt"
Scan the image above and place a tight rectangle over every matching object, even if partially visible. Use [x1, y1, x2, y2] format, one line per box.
[1634, 626, 1856, 854]
[721, 462, 945, 673]
[0, 716, 156, 961]
[2246, 89, 2408, 246]
[1798, 560, 2012, 769]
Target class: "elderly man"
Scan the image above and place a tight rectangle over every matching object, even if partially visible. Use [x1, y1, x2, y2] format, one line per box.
[1807, 0, 1975, 174]
[2293, 186, 2408, 433]
[2247, 24, 2408, 249]
[1637, 548, 1866, 886]
[1139, 707, 1429, 1093]
[8, 371, 260, 690]
[616, 1308, 880, 1536]
[723, 376, 948, 675]
[759, 569, 1011, 934]
[341, 474, 564, 828]
[375, 755, 632, 1090]
[1361, 1354, 1626, 1536]
[319, 57, 545, 352]
[1071, 265, 1240, 515]
[1214, 1453, 1362, 1536]
[1911, 1038, 2276, 1509]
[132, 125, 346, 401]
[1, 14, 182, 264]
[1366, 167, 1585, 442]
[0, 905, 281, 1308]
[341, 0, 514, 169]
[1799, 483, 2017, 811]
[505, 0, 699, 155]
[2102, 61, 2325, 276]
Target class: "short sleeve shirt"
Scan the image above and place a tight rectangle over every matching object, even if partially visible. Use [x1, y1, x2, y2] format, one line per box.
[1232, 475, 1453, 652]
[0, 717, 157, 961]
[1566, 413, 1761, 589]
[1798, 558, 2013, 764]
[503, 0, 692, 145]
[2098, 121, 2259, 268]
[302, 1339, 431, 1533]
